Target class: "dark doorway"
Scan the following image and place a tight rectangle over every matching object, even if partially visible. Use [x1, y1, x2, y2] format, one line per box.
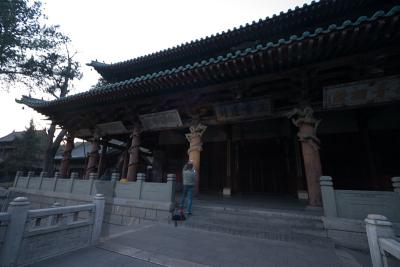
[237, 138, 289, 194]
[200, 142, 226, 193]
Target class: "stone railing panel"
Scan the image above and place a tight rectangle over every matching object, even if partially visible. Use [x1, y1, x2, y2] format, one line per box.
[40, 178, 55, 191]
[18, 204, 95, 266]
[141, 182, 169, 202]
[335, 190, 400, 222]
[93, 180, 114, 197]
[16, 177, 28, 188]
[114, 182, 140, 199]
[0, 213, 10, 252]
[71, 179, 92, 195]
[54, 178, 73, 193]
[14, 172, 176, 205]
[27, 177, 41, 190]
[320, 176, 400, 223]
[0, 195, 105, 267]
[365, 214, 400, 267]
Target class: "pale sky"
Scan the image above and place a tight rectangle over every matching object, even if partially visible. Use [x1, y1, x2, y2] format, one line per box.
[0, 0, 312, 137]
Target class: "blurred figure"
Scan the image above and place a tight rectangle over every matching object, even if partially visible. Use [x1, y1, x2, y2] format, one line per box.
[180, 160, 196, 215]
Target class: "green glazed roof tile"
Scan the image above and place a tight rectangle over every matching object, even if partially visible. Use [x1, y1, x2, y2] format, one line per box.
[18, 5, 400, 111]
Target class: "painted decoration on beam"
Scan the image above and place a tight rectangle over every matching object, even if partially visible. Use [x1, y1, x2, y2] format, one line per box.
[214, 98, 272, 122]
[139, 110, 183, 130]
[323, 75, 400, 109]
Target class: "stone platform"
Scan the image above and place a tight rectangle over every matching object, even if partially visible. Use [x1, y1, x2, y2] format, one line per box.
[30, 223, 372, 267]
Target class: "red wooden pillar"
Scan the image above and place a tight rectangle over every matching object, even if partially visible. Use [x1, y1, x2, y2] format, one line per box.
[97, 143, 107, 177]
[185, 123, 207, 195]
[59, 133, 74, 178]
[289, 107, 322, 206]
[126, 125, 141, 181]
[85, 138, 100, 179]
[120, 151, 129, 179]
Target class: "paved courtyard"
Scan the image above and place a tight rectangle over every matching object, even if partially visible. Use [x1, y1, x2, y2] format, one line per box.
[29, 222, 377, 267]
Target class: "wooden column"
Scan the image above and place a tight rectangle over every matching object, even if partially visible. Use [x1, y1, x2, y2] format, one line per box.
[85, 138, 100, 179]
[97, 143, 107, 177]
[185, 123, 207, 194]
[59, 133, 74, 178]
[223, 126, 232, 196]
[126, 125, 141, 181]
[121, 151, 129, 179]
[289, 107, 322, 206]
[358, 112, 377, 189]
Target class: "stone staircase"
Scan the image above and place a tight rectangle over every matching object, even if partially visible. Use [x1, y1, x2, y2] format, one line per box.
[181, 205, 333, 248]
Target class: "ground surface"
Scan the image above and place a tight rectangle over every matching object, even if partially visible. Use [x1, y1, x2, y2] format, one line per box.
[29, 222, 377, 267]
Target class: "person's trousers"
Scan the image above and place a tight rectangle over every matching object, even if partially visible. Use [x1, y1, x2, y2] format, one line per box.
[180, 185, 194, 213]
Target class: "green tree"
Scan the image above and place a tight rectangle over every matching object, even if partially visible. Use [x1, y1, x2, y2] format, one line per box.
[0, 119, 45, 179]
[40, 48, 81, 176]
[1, 0, 82, 174]
[1, 0, 65, 89]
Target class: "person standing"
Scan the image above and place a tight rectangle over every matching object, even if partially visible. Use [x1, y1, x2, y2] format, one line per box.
[180, 160, 196, 215]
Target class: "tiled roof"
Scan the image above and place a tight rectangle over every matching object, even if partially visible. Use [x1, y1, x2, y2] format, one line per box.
[18, 5, 400, 114]
[89, 0, 398, 82]
[0, 131, 24, 143]
[0, 130, 47, 143]
[54, 142, 122, 160]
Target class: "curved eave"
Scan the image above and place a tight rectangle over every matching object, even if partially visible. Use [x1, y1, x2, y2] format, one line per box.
[18, 6, 400, 117]
[89, 0, 395, 79]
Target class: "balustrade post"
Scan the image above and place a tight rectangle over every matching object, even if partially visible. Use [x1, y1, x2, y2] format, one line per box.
[89, 172, 98, 195]
[53, 172, 60, 192]
[13, 171, 23, 187]
[167, 174, 176, 202]
[136, 173, 145, 199]
[92, 194, 105, 244]
[111, 172, 120, 182]
[26, 171, 34, 189]
[320, 176, 337, 217]
[49, 202, 62, 225]
[110, 172, 119, 198]
[365, 214, 396, 267]
[392, 177, 400, 193]
[70, 172, 78, 193]
[39, 171, 47, 190]
[0, 197, 30, 267]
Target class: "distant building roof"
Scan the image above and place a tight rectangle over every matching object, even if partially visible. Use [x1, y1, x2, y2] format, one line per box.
[55, 142, 90, 160]
[54, 141, 122, 160]
[0, 131, 24, 143]
[0, 130, 47, 143]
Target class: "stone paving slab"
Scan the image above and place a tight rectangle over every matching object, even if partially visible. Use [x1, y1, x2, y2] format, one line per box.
[29, 222, 381, 267]
[99, 241, 209, 267]
[103, 223, 355, 267]
[27, 246, 159, 267]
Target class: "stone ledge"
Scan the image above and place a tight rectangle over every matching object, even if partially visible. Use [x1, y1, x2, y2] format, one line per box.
[10, 189, 173, 226]
[10, 188, 174, 211]
[322, 216, 400, 251]
[323, 217, 366, 233]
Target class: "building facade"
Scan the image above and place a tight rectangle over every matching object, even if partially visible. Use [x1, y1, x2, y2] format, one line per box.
[18, 0, 400, 206]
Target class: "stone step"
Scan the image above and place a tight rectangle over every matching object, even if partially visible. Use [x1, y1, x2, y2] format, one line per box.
[185, 215, 327, 238]
[191, 206, 325, 229]
[193, 211, 324, 229]
[192, 203, 322, 219]
[181, 205, 331, 247]
[182, 220, 333, 248]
